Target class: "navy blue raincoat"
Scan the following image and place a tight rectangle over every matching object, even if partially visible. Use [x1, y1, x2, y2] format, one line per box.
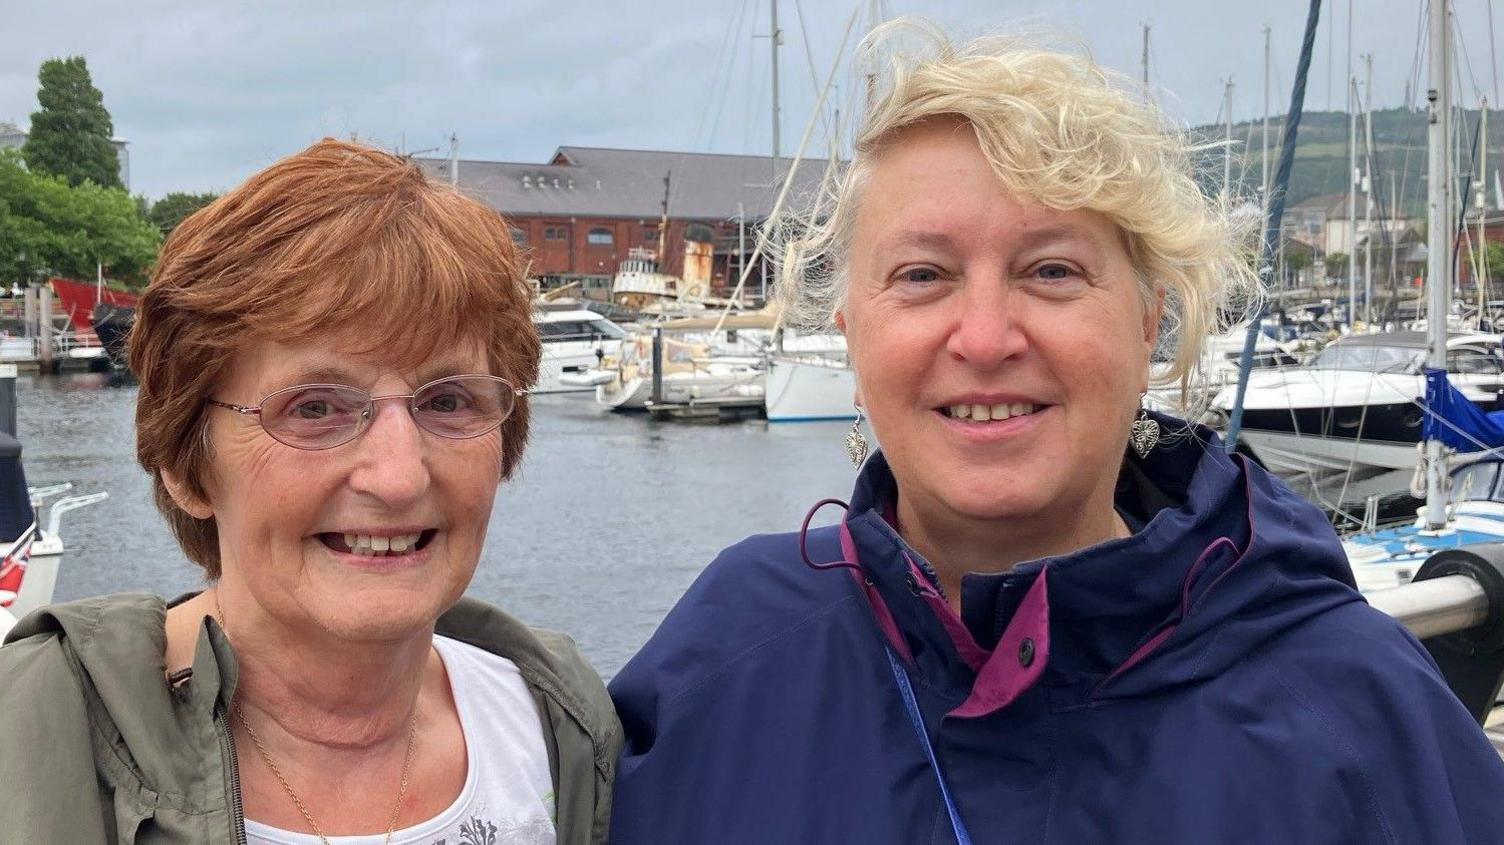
[610, 425, 1504, 843]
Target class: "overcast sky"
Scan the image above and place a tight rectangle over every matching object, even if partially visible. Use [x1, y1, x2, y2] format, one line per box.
[2, 1, 1498, 199]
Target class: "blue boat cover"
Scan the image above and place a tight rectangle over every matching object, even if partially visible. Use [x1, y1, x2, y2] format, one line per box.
[1424, 367, 1504, 451]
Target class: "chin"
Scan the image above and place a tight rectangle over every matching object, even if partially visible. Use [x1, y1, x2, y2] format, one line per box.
[310, 584, 457, 643]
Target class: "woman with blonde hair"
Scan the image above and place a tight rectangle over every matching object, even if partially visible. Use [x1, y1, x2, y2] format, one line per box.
[0, 140, 618, 843]
[608, 23, 1504, 843]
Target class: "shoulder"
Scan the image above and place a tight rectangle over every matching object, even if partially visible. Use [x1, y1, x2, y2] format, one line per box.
[2, 591, 166, 648]
[0, 592, 166, 687]
[436, 598, 618, 756]
[610, 526, 860, 708]
[1237, 600, 1504, 837]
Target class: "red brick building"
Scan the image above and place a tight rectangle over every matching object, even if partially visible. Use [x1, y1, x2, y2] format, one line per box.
[420, 146, 832, 299]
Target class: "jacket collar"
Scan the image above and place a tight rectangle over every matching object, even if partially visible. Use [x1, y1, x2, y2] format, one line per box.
[832, 415, 1362, 714]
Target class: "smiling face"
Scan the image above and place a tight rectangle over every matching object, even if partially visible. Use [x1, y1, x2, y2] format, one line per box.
[841, 119, 1158, 531]
[184, 335, 505, 643]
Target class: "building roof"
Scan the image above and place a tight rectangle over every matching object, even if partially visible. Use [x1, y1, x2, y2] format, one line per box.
[1288, 193, 1347, 214]
[417, 145, 836, 221]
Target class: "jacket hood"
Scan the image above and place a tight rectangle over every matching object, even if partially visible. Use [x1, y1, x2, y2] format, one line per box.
[835, 414, 1364, 706]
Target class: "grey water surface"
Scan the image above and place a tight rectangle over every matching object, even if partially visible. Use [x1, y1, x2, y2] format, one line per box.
[21, 374, 855, 678]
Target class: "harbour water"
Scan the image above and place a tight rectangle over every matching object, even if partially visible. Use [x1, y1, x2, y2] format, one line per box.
[21, 374, 855, 678]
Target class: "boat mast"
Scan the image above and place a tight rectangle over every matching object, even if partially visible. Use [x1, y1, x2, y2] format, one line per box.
[1424, 0, 1454, 530]
[1347, 74, 1359, 327]
[1223, 79, 1235, 201]
[1479, 99, 1490, 316]
[770, 0, 782, 179]
[1142, 24, 1151, 102]
[1363, 53, 1374, 324]
[1262, 25, 1272, 223]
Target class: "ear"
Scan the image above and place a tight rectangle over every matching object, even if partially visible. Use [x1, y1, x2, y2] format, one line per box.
[161, 468, 214, 520]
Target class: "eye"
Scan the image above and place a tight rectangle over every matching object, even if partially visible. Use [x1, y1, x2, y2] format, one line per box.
[281, 388, 363, 420]
[1035, 263, 1077, 281]
[895, 266, 941, 284]
[417, 385, 473, 414]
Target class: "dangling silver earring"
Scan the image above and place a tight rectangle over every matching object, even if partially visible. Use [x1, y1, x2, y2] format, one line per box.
[1130, 395, 1160, 459]
[845, 405, 870, 467]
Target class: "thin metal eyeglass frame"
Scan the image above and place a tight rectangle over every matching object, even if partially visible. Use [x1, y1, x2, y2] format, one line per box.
[205, 374, 528, 451]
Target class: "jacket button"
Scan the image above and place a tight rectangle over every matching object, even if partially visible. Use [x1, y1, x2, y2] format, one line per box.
[1018, 637, 1036, 668]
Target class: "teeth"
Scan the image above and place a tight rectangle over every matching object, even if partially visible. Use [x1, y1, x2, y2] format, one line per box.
[945, 404, 1039, 423]
[336, 532, 423, 556]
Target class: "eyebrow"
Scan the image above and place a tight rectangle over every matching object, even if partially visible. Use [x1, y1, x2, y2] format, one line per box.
[878, 231, 958, 253]
[279, 365, 368, 386]
[1013, 223, 1111, 252]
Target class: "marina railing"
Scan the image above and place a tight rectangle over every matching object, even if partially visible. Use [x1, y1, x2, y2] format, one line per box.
[1367, 545, 1504, 726]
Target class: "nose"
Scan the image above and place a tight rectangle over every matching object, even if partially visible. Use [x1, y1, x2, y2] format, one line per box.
[346, 399, 431, 507]
[945, 279, 1028, 369]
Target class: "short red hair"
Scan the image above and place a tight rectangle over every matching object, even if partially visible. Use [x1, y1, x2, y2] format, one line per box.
[130, 139, 539, 577]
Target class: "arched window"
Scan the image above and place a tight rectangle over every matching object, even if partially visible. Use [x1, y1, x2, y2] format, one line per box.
[587, 227, 614, 246]
[509, 227, 527, 245]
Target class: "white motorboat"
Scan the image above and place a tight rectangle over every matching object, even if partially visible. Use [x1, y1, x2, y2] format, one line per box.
[1146, 319, 1306, 415]
[533, 309, 628, 395]
[1209, 331, 1504, 474]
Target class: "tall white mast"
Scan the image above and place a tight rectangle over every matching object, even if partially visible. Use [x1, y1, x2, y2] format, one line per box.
[1424, 0, 1454, 530]
[1262, 25, 1272, 218]
[1347, 73, 1359, 327]
[770, 0, 782, 178]
[1363, 54, 1374, 324]
[1223, 79, 1235, 200]
[1142, 24, 1151, 102]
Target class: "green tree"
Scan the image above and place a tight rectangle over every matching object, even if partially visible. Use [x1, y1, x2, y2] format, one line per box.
[1324, 252, 1349, 280]
[1485, 241, 1504, 280]
[146, 191, 221, 239]
[21, 56, 121, 189]
[0, 149, 159, 287]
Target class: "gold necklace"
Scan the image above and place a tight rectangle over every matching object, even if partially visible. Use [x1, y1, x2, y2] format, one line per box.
[214, 590, 419, 845]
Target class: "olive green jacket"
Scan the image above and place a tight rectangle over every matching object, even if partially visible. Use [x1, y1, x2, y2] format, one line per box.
[0, 593, 620, 843]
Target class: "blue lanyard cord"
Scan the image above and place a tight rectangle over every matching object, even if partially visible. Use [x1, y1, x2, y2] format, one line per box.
[886, 649, 974, 845]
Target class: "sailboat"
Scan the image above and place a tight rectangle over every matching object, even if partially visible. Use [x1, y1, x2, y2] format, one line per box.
[1335, 0, 1504, 592]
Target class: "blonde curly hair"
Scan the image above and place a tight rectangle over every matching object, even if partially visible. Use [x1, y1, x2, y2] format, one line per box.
[775, 20, 1259, 399]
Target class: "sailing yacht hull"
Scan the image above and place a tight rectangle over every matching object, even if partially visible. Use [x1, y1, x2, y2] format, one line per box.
[765, 358, 857, 422]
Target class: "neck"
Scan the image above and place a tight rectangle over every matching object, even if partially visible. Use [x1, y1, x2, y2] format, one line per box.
[896, 488, 1130, 614]
[207, 582, 433, 752]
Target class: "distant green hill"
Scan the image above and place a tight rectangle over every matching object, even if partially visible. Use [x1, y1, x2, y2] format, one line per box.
[1191, 107, 1502, 215]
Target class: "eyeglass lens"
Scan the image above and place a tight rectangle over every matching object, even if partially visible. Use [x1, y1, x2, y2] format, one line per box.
[257, 376, 514, 449]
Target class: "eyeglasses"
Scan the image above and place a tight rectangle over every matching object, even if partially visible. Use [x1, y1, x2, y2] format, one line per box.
[206, 375, 527, 451]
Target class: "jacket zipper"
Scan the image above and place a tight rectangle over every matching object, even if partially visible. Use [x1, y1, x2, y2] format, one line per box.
[216, 706, 248, 845]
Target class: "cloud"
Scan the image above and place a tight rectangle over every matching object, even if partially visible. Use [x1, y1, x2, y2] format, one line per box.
[0, 0, 1480, 199]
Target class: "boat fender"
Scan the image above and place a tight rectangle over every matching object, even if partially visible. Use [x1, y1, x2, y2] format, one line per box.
[1412, 545, 1504, 723]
